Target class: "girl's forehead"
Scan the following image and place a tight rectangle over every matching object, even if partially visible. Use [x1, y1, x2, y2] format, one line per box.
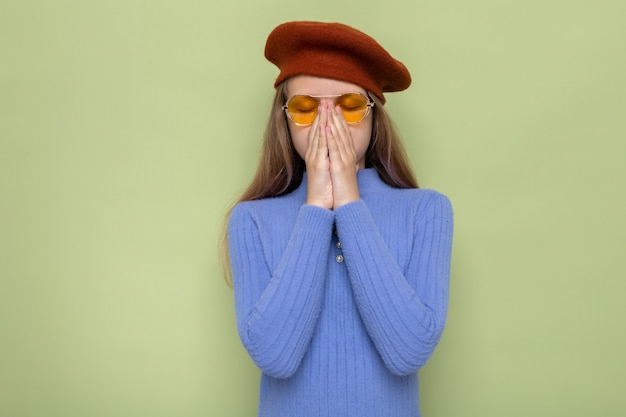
[285, 75, 366, 97]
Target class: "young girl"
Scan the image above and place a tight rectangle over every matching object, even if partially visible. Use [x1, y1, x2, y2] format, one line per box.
[224, 21, 453, 417]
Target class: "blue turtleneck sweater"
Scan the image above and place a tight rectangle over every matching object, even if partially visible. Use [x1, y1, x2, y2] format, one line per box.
[228, 168, 453, 417]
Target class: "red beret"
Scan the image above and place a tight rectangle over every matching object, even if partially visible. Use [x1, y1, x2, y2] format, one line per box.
[265, 21, 411, 104]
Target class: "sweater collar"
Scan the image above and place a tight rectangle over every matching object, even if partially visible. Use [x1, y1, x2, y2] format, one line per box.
[296, 168, 388, 198]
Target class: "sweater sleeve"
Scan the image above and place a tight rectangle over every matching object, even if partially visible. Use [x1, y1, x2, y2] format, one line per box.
[334, 191, 454, 376]
[228, 203, 334, 378]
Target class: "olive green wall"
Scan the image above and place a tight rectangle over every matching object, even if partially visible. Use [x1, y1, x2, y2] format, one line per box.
[1, 1, 625, 416]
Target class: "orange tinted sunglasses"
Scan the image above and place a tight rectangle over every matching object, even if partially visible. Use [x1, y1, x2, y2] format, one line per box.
[282, 92, 375, 126]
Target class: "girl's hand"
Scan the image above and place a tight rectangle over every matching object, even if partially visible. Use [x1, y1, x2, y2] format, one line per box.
[325, 101, 360, 209]
[304, 102, 333, 210]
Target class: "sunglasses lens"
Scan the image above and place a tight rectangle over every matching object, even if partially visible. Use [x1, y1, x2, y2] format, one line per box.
[336, 93, 370, 123]
[286, 95, 319, 125]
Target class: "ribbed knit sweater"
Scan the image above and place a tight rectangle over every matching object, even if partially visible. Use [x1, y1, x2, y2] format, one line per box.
[228, 168, 454, 417]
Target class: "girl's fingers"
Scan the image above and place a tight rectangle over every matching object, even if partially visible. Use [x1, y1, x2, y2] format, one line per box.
[305, 116, 320, 161]
[326, 124, 338, 160]
[333, 105, 351, 140]
[304, 100, 334, 209]
[324, 102, 340, 157]
[327, 104, 360, 209]
[318, 101, 328, 155]
[329, 105, 356, 163]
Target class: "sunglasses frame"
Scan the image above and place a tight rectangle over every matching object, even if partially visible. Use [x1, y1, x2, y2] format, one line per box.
[282, 92, 375, 126]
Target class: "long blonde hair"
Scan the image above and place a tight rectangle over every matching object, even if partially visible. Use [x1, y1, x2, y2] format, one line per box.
[220, 82, 418, 285]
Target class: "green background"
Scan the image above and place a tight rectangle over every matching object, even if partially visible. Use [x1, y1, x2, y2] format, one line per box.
[1, 1, 625, 416]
